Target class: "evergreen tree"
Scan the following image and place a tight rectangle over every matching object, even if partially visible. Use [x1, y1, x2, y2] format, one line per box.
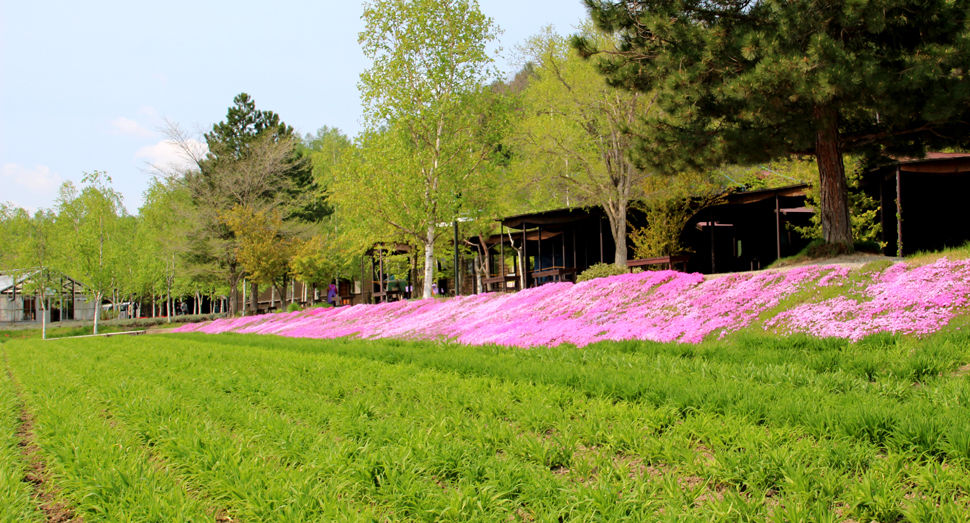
[200, 93, 323, 223]
[576, 0, 970, 246]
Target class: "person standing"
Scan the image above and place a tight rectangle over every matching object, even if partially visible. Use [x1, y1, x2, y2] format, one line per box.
[326, 282, 338, 306]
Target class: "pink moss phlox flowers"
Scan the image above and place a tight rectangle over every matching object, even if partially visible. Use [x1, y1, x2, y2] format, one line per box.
[173, 258, 970, 346]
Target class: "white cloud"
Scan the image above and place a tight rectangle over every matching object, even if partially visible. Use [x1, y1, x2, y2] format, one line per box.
[111, 116, 156, 138]
[135, 139, 208, 171]
[2, 164, 62, 194]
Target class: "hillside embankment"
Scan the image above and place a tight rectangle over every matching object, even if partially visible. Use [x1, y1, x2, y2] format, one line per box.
[174, 256, 970, 346]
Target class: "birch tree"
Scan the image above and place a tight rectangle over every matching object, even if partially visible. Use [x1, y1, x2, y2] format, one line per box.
[347, 0, 505, 298]
[55, 171, 125, 335]
[513, 25, 652, 267]
[7, 208, 58, 338]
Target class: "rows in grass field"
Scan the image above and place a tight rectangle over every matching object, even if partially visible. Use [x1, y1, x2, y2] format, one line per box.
[192, 332, 970, 461]
[176, 332, 970, 521]
[0, 364, 42, 523]
[3, 333, 970, 522]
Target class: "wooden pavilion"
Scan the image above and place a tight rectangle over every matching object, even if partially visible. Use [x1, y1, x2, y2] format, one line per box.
[364, 243, 414, 303]
[465, 207, 617, 291]
[860, 153, 970, 256]
[680, 184, 815, 274]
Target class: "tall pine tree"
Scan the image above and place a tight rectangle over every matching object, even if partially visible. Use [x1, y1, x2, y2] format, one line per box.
[576, 0, 970, 246]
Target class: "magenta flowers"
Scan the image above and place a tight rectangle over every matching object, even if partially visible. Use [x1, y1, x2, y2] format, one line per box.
[173, 258, 970, 346]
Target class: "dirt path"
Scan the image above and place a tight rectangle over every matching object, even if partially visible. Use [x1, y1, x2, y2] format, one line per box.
[3, 354, 81, 523]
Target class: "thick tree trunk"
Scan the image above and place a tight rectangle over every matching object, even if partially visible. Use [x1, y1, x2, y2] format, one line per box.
[423, 225, 436, 298]
[606, 201, 629, 268]
[814, 106, 853, 246]
[250, 282, 259, 314]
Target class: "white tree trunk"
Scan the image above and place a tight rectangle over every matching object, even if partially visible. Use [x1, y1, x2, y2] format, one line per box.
[93, 291, 102, 335]
[423, 225, 436, 298]
[40, 294, 46, 340]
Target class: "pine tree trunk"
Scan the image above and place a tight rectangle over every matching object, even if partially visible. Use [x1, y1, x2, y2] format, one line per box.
[423, 225, 436, 298]
[814, 105, 853, 247]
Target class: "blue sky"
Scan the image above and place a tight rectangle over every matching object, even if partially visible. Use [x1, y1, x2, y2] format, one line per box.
[0, 0, 589, 213]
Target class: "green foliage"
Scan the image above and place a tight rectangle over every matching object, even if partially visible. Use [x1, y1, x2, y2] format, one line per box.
[577, 262, 637, 282]
[790, 157, 884, 245]
[629, 173, 724, 259]
[343, 0, 508, 297]
[54, 171, 127, 334]
[222, 205, 295, 291]
[285, 302, 303, 312]
[578, 0, 970, 244]
[0, 371, 43, 522]
[513, 24, 651, 265]
[289, 235, 338, 286]
[302, 126, 351, 191]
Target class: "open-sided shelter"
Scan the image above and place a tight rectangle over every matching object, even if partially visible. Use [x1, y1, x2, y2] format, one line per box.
[0, 270, 94, 324]
[364, 243, 414, 303]
[680, 185, 815, 274]
[860, 153, 970, 256]
[492, 207, 617, 288]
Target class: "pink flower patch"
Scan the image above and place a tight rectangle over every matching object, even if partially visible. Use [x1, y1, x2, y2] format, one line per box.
[171, 258, 970, 346]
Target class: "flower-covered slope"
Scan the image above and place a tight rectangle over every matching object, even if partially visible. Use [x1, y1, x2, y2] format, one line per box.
[174, 258, 970, 346]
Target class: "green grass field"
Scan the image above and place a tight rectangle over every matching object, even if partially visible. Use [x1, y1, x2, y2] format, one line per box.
[2, 332, 970, 522]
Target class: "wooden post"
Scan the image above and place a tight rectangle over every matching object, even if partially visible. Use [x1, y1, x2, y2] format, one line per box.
[561, 231, 566, 271]
[896, 166, 903, 257]
[710, 208, 716, 274]
[600, 216, 606, 263]
[522, 227, 527, 288]
[500, 224, 506, 281]
[537, 226, 542, 272]
[775, 194, 781, 260]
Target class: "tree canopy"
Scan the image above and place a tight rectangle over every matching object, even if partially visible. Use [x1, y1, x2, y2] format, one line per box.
[576, 0, 970, 246]
[513, 25, 653, 267]
[342, 0, 507, 298]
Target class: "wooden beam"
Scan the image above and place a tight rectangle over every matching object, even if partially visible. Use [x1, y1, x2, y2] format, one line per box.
[896, 166, 903, 257]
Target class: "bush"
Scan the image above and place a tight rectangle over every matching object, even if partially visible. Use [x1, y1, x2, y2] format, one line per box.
[577, 263, 640, 282]
[286, 303, 303, 312]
